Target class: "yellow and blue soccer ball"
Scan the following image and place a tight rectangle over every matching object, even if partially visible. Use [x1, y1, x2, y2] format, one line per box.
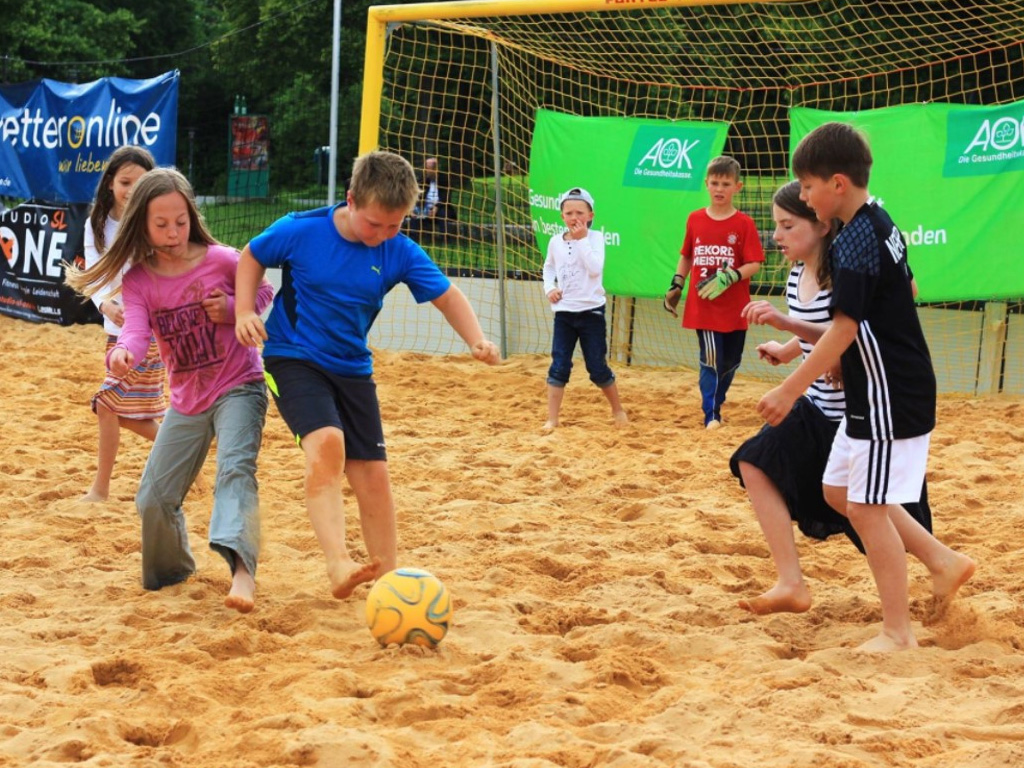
[365, 568, 452, 648]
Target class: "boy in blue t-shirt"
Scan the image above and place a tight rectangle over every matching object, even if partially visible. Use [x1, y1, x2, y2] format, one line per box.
[235, 150, 500, 600]
[757, 122, 974, 652]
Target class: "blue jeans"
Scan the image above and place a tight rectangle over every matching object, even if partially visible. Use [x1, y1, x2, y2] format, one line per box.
[696, 329, 746, 424]
[547, 307, 615, 388]
[135, 380, 267, 590]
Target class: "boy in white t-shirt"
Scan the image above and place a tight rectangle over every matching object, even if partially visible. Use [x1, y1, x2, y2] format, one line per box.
[541, 187, 627, 429]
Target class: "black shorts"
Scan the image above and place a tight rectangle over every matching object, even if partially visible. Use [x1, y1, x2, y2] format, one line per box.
[263, 356, 387, 461]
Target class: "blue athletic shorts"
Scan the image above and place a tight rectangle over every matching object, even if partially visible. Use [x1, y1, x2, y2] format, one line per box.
[263, 356, 387, 461]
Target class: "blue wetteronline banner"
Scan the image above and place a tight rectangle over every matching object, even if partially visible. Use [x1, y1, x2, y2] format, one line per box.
[0, 70, 179, 203]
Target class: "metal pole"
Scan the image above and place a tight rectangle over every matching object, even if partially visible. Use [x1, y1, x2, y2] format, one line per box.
[489, 41, 508, 359]
[328, 0, 343, 204]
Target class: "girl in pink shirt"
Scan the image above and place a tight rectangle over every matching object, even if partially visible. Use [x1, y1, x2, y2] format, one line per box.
[67, 168, 274, 613]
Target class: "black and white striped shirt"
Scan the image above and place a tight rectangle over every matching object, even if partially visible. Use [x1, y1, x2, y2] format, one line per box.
[785, 264, 845, 422]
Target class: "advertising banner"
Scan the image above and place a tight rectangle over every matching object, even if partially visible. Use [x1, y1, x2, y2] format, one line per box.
[791, 101, 1024, 301]
[529, 109, 728, 297]
[0, 201, 98, 325]
[228, 114, 269, 198]
[0, 70, 179, 203]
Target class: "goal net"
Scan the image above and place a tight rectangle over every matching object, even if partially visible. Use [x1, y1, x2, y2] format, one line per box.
[362, 0, 1024, 395]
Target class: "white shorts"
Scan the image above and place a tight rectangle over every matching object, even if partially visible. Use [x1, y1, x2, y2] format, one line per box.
[823, 417, 930, 505]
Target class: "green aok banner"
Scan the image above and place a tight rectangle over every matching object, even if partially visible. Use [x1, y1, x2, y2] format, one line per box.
[792, 101, 1024, 302]
[529, 109, 728, 298]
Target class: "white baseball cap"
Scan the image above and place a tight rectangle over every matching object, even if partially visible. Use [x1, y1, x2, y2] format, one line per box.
[559, 187, 595, 212]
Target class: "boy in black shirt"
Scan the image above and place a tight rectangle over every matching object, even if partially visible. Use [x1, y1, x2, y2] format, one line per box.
[758, 122, 975, 652]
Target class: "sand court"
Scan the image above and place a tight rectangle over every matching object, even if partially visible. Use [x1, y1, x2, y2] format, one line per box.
[1, 315, 1023, 767]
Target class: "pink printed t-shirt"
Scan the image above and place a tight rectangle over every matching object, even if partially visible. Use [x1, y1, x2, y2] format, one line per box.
[110, 244, 273, 416]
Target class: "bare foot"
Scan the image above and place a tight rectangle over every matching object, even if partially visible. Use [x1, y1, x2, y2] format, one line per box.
[738, 582, 812, 615]
[541, 420, 558, 431]
[328, 558, 381, 599]
[612, 410, 629, 427]
[225, 567, 256, 614]
[856, 629, 918, 653]
[79, 489, 109, 503]
[931, 553, 976, 602]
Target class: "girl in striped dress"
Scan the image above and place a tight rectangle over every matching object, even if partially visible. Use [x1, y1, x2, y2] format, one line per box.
[79, 146, 167, 502]
[729, 180, 932, 615]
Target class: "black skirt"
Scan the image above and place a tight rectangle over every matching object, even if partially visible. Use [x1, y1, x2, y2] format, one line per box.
[729, 397, 934, 554]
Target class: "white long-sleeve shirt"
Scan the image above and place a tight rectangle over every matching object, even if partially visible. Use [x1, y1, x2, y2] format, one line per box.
[542, 228, 606, 313]
[83, 216, 125, 336]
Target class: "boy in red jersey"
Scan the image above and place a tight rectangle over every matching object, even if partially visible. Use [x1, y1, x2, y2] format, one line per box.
[664, 156, 764, 428]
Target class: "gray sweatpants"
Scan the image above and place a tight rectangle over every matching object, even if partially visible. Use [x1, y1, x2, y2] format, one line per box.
[135, 380, 267, 590]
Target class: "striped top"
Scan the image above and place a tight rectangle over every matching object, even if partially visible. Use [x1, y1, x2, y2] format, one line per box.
[786, 264, 845, 422]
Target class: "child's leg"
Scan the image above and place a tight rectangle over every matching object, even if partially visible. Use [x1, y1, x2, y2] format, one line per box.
[578, 307, 627, 425]
[822, 425, 914, 650]
[120, 416, 160, 441]
[229, 559, 256, 615]
[887, 505, 975, 601]
[207, 381, 267, 613]
[84, 335, 165, 502]
[300, 426, 380, 599]
[345, 459, 397, 574]
[545, 385, 566, 429]
[545, 312, 576, 428]
[847, 501, 917, 651]
[135, 407, 212, 590]
[737, 462, 811, 614]
[696, 330, 720, 426]
[81, 403, 121, 502]
[601, 383, 628, 425]
[826, 480, 974, 599]
[823, 483, 847, 515]
[713, 330, 747, 420]
[82, 411, 159, 502]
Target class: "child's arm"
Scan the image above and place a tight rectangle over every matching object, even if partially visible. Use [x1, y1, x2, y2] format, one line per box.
[431, 284, 500, 364]
[756, 337, 802, 366]
[204, 276, 273, 325]
[743, 299, 827, 344]
[235, 246, 269, 347]
[83, 224, 123, 323]
[542, 239, 561, 304]
[664, 253, 692, 317]
[674, 253, 693, 281]
[576, 228, 604, 277]
[107, 280, 152, 377]
[757, 312, 858, 425]
[737, 261, 761, 281]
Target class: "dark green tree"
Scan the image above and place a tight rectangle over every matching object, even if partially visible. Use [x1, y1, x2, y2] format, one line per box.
[0, 0, 140, 82]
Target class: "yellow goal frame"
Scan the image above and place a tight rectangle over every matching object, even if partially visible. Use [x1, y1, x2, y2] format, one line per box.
[359, 0, 782, 153]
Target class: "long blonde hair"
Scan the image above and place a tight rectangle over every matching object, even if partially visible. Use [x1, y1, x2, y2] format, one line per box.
[66, 167, 217, 298]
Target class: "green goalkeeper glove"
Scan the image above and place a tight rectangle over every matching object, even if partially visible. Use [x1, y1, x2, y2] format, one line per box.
[697, 267, 741, 300]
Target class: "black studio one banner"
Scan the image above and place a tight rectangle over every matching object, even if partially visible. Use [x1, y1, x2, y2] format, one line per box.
[0, 201, 99, 325]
